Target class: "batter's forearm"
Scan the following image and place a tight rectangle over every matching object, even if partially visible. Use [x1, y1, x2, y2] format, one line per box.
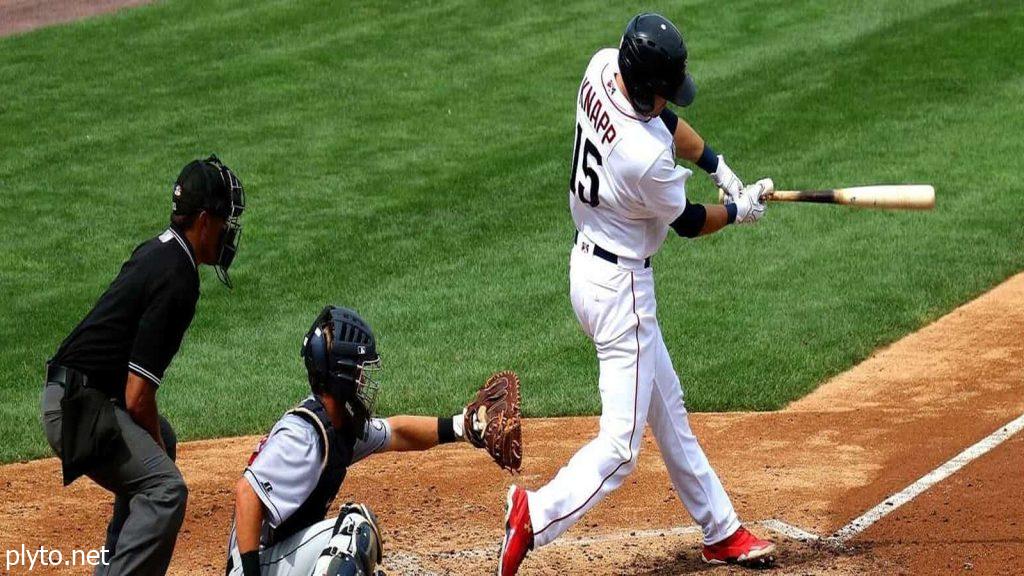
[672, 118, 705, 162]
[699, 204, 733, 236]
[663, 110, 733, 184]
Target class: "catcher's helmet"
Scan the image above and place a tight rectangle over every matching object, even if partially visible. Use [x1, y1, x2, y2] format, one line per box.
[301, 306, 381, 434]
[618, 13, 697, 116]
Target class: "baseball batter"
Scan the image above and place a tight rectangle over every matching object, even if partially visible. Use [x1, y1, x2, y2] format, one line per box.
[227, 306, 521, 576]
[499, 13, 776, 573]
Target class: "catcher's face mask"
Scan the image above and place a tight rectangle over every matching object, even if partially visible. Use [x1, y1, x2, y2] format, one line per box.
[355, 358, 382, 418]
[338, 351, 381, 440]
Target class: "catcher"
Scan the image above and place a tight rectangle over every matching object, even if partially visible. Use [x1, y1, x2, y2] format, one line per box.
[225, 305, 521, 576]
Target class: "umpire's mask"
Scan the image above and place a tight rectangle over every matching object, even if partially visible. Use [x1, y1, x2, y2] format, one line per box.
[172, 154, 247, 288]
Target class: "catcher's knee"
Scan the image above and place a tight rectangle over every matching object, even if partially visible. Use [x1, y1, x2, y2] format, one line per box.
[311, 503, 383, 576]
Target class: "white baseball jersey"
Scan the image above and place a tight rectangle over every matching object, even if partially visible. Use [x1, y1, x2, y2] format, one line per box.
[525, 48, 741, 550]
[569, 48, 693, 260]
[226, 399, 391, 553]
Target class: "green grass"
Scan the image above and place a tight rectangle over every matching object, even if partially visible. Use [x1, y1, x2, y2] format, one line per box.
[1, 0, 1022, 463]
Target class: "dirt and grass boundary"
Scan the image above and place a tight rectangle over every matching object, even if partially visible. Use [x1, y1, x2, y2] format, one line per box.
[2, 273, 1021, 574]
[0, 0, 149, 38]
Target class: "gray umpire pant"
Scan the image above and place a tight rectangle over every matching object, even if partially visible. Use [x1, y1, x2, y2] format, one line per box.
[41, 383, 188, 576]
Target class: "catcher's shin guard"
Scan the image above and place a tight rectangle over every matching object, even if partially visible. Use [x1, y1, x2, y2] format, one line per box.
[311, 503, 384, 576]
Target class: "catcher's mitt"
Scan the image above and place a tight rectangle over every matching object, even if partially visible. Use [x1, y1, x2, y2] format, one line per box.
[464, 371, 522, 473]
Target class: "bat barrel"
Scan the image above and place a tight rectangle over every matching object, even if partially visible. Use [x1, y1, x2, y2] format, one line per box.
[768, 185, 935, 210]
[836, 185, 934, 210]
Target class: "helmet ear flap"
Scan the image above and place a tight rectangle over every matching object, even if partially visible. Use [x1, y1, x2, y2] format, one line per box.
[311, 327, 329, 390]
[629, 82, 656, 116]
[302, 305, 338, 393]
[618, 36, 656, 116]
[302, 326, 330, 393]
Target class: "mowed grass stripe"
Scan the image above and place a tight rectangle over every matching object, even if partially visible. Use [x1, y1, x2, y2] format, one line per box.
[1, 0, 1021, 461]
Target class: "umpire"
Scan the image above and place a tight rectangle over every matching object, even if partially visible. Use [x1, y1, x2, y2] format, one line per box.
[41, 155, 246, 575]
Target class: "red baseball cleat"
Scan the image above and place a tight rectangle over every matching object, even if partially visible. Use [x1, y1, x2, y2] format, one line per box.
[701, 526, 776, 567]
[497, 485, 533, 576]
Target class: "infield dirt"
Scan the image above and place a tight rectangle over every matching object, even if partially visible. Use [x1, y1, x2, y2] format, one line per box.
[2, 272, 1022, 575]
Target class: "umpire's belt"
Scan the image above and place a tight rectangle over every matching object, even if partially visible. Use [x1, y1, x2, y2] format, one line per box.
[574, 231, 651, 269]
[46, 362, 88, 389]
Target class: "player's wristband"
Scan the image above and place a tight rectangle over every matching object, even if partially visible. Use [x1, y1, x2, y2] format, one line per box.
[438, 416, 458, 444]
[726, 203, 738, 224]
[240, 550, 260, 576]
[697, 144, 719, 173]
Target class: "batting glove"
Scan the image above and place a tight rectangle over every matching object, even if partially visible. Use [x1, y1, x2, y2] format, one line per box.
[711, 156, 744, 202]
[732, 178, 773, 224]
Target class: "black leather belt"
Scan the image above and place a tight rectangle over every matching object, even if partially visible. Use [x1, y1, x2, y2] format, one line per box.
[574, 231, 651, 268]
[46, 363, 88, 388]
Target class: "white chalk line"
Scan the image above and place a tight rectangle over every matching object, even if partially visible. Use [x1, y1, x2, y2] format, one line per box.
[827, 411, 1024, 545]
[384, 411, 1024, 572]
[760, 518, 820, 543]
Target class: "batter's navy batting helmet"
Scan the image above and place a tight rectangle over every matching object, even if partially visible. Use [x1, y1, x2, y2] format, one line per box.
[618, 13, 697, 116]
[301, 306, 381, 435]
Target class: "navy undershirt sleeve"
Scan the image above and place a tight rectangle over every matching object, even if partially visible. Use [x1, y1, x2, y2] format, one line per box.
[669, 200, 708, 238]
[659, 108, 679, 134]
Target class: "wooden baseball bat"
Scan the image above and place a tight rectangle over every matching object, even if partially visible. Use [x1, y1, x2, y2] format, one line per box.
[718, 184, 935, 210]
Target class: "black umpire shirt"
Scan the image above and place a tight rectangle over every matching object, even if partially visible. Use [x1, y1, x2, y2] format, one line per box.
[51, 227, 200, 403]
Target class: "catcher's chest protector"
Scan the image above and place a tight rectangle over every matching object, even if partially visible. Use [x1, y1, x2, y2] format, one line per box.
[271, 397, 357, 545]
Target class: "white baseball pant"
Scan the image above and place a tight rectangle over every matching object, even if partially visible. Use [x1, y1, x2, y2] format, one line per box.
[526, 235, 741, 547]
[227, 519, 334, 576]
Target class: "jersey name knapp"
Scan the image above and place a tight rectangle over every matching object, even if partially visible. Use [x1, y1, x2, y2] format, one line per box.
[569, 48, 693, 260]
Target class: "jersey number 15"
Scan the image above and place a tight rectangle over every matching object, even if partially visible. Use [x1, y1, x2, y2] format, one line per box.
[570, 123, 603, 207]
